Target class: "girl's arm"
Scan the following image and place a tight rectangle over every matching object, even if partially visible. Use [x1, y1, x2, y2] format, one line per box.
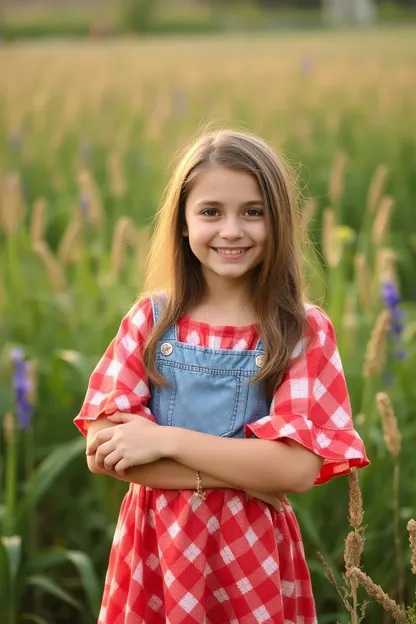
[86, 418, 229, 489]
[86, 419, 286, 510]
[164, 428, 323, 494]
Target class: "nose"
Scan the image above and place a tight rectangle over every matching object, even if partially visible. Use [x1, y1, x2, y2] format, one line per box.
[219, 217, 243, 240]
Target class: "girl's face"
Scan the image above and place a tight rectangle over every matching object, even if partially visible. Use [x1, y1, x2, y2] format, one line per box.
[184, 165, 267, 288]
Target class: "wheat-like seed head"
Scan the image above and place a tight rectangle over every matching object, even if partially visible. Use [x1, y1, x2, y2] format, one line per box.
[344, 530, 364, 569]
[372, 195, 394, 246]
[375, 392, 401, 457]
[301, 198, 317, 232]
[329, 150, 348, 205]
[78, 169, 105, 228]
[367, 164, 389, 214]
[110, 217, 137, 278]
[58, 217, 83, 266]
[30, 197, 47, 244]
[322, 208, 341, 268]
[346, 568, 406, 621]
[363, 309, 390, 378]
[348, 468, 364, 529]
[33, 240, 67, 294]
[376, 247, 398, 286]
[407, 519, 416, 575]
[354, 254, 374, 313]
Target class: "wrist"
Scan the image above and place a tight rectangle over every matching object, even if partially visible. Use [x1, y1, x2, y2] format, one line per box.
[161, 426, 183, 459]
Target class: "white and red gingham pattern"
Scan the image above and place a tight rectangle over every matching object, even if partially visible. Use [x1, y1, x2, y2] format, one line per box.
[74, 296, 369, 623]
[97, 485, 318, 624]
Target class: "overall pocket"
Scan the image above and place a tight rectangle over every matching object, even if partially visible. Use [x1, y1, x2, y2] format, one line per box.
[157, 363, 242, 437]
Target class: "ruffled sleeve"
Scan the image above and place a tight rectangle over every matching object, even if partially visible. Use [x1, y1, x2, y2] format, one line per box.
[73, 296, 155, 436]
[245, 305, 370, 485]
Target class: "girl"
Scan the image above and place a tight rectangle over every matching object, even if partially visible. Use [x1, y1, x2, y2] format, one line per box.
[75, 129, 369, 624]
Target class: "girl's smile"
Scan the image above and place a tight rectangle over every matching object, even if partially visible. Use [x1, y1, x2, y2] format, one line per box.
[184, 165, 267, 286]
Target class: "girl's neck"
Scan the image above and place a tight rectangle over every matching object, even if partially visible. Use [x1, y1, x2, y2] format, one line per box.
[188, 277, 256, 326]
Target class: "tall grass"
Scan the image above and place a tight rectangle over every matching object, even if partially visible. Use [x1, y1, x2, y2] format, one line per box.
[0, 29, 415, 622]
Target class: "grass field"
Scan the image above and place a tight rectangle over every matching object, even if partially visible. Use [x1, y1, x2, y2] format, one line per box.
[1, 28, 416, 623]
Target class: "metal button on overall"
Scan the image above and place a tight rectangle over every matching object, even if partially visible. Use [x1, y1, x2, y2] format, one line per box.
[255, 354, 264, 368]
[161, 342, 173, 356]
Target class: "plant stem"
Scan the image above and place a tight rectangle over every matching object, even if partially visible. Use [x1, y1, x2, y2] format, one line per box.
[393, 459, 405, 605]
[4, 417, 17, 536]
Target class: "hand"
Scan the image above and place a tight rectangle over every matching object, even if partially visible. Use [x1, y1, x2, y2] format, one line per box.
[86, 413, 168, 475]
[245, 489, 286, 513]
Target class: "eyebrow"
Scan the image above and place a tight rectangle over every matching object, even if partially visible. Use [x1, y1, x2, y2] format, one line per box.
[196, 200, 264, 207]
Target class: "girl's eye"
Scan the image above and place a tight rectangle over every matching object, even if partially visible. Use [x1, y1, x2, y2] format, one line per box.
[201, 209, 219, 217]
[246, 209, 264, 217]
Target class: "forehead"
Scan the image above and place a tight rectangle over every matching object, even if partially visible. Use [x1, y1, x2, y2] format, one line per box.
[187, 165, 263, 205]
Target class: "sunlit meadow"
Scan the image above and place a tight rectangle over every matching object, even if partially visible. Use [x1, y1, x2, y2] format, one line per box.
[0, 28, 416, 622]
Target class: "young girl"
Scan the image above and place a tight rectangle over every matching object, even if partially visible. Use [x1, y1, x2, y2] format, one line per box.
[75, 129, 369, 624]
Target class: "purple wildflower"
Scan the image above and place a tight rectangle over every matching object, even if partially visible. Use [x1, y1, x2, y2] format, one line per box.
[382, 281, 401, 311]
[381, 279, 406, 364]
[10, 349, 34, 431]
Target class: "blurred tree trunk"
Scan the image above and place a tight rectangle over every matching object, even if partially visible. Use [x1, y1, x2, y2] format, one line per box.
[322, 0, 377, 25]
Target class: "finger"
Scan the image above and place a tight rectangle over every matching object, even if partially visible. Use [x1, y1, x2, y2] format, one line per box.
[94, 441, 117, 469]
[87, 428, 114, 455]
[107, 412, 135, 424]
[103, 449, 123, 471]
[114, 458, 131, 475]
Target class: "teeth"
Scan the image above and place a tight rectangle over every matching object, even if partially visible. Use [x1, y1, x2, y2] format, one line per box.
[216, 248, 246, 255]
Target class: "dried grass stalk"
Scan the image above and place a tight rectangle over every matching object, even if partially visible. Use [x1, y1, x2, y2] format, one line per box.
[329, 150, 348, 205]
[136, 226, 151, 271]
[354, 254, 373, 314]
[344, 530, 364, 569]
[0, 173, 25, 235]
[58, 217, 83, 266]
[375, 392, 401, 457]
[78, 169, 105, 227]
[301, 198, 317, 232]
[30, 197, 47, 244]
[322, 208, 341, 267]
[348, 469, 364, 529]
[346, 568, 406, 622]
[367, 164, 389, 214]
[372, 196, 394, 246]
[376, 247, 398, 286]
[363, 310, 390, 378]
[33, 240, 67, 294]
[110, 217, 137, 277]
[408, 519, 416, 575]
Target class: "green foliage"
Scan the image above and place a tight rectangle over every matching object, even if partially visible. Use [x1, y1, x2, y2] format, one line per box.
[120, 0, 159, 34]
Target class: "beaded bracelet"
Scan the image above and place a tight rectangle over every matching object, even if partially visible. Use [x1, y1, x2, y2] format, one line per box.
[195, 470, 206, 500]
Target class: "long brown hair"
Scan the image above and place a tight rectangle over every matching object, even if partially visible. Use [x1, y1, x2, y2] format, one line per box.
[142, 128, 308, 397]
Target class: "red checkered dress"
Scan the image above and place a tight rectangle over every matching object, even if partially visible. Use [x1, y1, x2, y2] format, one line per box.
[75, 297, 369, 624]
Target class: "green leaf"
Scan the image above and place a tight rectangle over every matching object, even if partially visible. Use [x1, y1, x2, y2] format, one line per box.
[0, 534, 22, 580]
[26, 574, 83, 611]
[0, 537, 11, 604]
[66, 550, 101, 616]
[28, 548, 101, 616]
[16, 437, 85, 528]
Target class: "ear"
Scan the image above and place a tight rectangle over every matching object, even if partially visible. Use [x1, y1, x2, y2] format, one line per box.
[183, 224, 189, 237]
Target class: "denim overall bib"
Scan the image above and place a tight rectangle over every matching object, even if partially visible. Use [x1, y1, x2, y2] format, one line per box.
[148, 297, 271, 438]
